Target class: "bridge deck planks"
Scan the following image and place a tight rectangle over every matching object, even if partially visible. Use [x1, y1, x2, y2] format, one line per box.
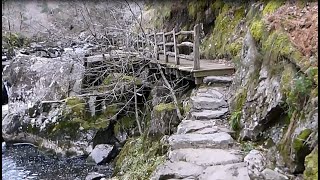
[151, 54, 235, 79]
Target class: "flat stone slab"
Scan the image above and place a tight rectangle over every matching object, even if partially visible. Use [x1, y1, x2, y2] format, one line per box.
[150, 161, 204, 180]
[177, 120, 233, 134]
[168, 132, 234, 150]
[191, 108, 228, 120]
[196, 89, 224, 99]
[169, 148, 243, 166]
[203, 76, 233, 84]
[198, 162, 250, 180]
[191, 96, 227, 110]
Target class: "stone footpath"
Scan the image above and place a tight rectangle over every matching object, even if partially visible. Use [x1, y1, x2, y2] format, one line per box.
[151, 84, 251, 180]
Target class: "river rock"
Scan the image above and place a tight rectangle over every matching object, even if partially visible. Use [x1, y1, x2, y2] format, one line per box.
[261, 168, 289, 180]
[85, 172, 106, 180]
[87, 144, 114, 164]
[244, 149, 266, 179]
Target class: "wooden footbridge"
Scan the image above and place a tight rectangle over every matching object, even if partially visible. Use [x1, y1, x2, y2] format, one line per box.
[132, 24, 235, 84]
[88, 24, 235, 84]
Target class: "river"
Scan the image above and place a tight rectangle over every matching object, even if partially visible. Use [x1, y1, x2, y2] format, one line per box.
[2, 143, 113, 180]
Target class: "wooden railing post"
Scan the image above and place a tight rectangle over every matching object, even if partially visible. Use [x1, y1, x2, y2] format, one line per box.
[173, 28, 179, 65]
[142, 34, 145, 54]
[193, 24, 200, 70]
[163, 32, 168, 63]
[136, 34, 139, 52]
[154, 32, 159, 60]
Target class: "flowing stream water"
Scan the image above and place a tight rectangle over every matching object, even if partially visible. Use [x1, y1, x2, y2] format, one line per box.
[2, 144, 113, 180]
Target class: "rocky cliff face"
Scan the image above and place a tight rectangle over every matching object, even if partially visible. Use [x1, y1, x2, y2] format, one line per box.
[142, 0, 318, 178]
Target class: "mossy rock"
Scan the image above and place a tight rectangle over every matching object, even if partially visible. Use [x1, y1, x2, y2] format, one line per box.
[293, 129, 312, 152]
[249, 19, 265, 42]
[153, 103, 176, 112]
[303, 146, 318, 180]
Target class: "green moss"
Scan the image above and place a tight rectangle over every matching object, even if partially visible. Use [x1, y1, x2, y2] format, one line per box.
[103, 75, 113, 85]
[230, 110, 241, 131]
[188, 0, 207, 19]
[235, 88, 247, 111]
[202, 3, 246, 59]
[304, 146, 318, 180]
[154, 103, 176, 112]
[227, 41, 242, 57]
[114, 115, 135, 134]
[293, 129, 312, 152]
[65, 96, 86, 117]
[229, 88, 247, 132]
[114, 136, 167, 179]
[249, 19, 265, 42]
[262, 0, 285, 16]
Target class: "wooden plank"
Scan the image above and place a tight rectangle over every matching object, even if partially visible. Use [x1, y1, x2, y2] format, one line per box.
[177, 54, 193, 60]
[157, 42, 164, 46]
[193, 68, 235, 77]
[164, 31, 173, 36]
[173, 28, 179, 65]
[176, 30, 194, 36]
[165, 42, 174, 46]
[177, 41, 193, 47]
[193, 24, 200, 70]
[166, 51, 175, 56]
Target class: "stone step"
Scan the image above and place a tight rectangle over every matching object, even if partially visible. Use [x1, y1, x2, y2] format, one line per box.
[168, 132, 234, 150]
[196, 88, 224, 99]
[191, 108, 228, 120]
[203, 76, 233, 84]
[191, 96, 227, 110]
[177, 120, 233, 135]
[169, 148, 243, 167]
[198, 162, 250, 180]
[150, 161, 204, 180]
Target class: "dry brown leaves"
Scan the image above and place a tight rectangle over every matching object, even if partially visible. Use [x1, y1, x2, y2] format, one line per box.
[265, 2, 318, 59]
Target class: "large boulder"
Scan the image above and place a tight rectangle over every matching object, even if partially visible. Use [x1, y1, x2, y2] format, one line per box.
[1, 53, 97, 156]
[87, 144, 114, 164]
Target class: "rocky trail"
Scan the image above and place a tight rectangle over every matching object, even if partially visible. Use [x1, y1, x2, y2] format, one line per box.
[151, 80, 251, 180]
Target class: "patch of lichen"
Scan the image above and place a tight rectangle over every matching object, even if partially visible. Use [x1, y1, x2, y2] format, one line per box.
[113, 136, 167, 179]
[304, 146, 318, 180]
[202, 3, 246, 59]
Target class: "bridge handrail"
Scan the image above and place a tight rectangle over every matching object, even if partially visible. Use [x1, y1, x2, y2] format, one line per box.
[104, 24, 201, 70]
[143, 24, 201, 70]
